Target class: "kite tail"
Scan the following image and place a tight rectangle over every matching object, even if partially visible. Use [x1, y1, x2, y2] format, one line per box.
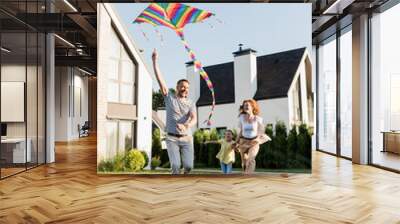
[175, 29, 215, 126]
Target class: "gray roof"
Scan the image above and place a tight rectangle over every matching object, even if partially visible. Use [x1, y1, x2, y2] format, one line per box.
[196, 62, 235, 107]
[196, 47, 306, 106]
[254, 47, 306, 100]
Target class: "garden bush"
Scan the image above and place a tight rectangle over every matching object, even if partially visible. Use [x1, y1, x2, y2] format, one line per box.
[141, 151, 149, 168]
[206, 142, 220, 168]
[113, 153, 126, 172]
[287, 125, 298, 168]
[97, 159, 114, 172]
[161, 161, 170, 169]
[126, 150, 146, 171]
[160, 149, 169, 166]
[152, 128, 162, 158]
[151, 157, 161, 170]
[297, 123, 312, 169]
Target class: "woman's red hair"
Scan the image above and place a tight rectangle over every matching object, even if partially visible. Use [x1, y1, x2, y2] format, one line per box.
[240, 99, 260, 116]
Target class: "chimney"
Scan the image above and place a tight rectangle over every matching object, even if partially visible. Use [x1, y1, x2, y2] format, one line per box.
[185, 61, 200, 103]
[233, 44, 257, 104]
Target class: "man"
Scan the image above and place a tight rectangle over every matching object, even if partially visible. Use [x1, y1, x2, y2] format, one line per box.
[152, 49, 197, 175]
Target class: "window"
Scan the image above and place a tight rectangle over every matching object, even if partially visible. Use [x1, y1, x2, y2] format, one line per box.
[339, 27, 352, 158]
[317, 35, 337, 154]
[119, 121, 134, 151]
[371, 4, 400, 171]
[103, 25, 138, 161]
[107, 28, 136, 105]
[291, 77, 303, 125]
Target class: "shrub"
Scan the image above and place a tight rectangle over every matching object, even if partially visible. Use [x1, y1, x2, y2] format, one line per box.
[152, 128, 162, 158]
[160, 149, 169, 166]
[97, 159, 114, 172]
[126, 150, 146, 171]
[233, 151, 242, 168]
[298, 123, 312, 168]
[113, 153, 126, 172]
[287, 125, 298, 168]
[140, 151, 149, 168]
[206, 142, 220, 168]
[262, 124, 275, 168]
[193, 129, 204, 163]
[151, 157, 161, 170]
[209, 128, 219, 141]
[161, 161, 170, 169]
[231, 129, 238, 141]
[274, 120, 288, 168]
[202, 129, 211, 142]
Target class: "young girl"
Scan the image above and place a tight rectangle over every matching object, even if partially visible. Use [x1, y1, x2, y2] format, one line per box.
[235, 99, 270, 174]
[207, 130, 236, 174]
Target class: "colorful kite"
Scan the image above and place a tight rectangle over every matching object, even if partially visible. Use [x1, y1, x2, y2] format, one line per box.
[133, 3, 216, 125]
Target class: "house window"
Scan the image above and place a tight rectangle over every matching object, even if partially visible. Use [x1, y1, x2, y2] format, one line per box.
[107, 27, 136, 105]
[291, 77, 303, 125]
[105, 121, 135, 158]
[104, 25, 138, 157]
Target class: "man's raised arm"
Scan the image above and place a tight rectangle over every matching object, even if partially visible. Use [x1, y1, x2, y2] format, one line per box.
[152, 49, 168, 96]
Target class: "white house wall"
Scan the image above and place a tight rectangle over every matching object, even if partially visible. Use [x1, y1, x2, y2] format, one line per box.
[97, 3, 152, 163]
[136, 60, 153, 155]
[197, 103, 238, 130]
[198, 98, 290, 132]
[258, 98, 290, 129]
[234, 52, 257, 104]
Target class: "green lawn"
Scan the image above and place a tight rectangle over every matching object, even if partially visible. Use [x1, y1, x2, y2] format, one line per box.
[98, 167, 310, 175]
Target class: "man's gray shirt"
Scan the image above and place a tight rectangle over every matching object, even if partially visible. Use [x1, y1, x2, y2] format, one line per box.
[164, 91, 195, 136]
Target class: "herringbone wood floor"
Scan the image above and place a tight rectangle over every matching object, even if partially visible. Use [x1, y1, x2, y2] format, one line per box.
[1, 135, 400, 224]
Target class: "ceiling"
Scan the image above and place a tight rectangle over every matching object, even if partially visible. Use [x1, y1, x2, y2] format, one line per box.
[1, 0, 397, 73]
[0, 0, 97, 74]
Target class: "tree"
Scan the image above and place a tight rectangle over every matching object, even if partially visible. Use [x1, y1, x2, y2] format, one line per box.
[152, 90, 165, 110]
[152, 88, 176, 110]
[151, 128, 162, 158]
[297, 123, 312, 169]
[287, 125, 298, 168]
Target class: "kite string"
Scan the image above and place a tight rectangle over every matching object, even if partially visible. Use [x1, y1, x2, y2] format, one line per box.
[139, 24, 149, 41]
[154, 26, 164, 46]
[175, 29, 215, 125]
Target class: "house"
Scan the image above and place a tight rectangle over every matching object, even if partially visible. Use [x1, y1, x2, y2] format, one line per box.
[96, 4, 153, 164]
[186, 47, 313, 132]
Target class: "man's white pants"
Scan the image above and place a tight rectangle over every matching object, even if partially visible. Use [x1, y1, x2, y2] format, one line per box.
[165, 135, 194, 174]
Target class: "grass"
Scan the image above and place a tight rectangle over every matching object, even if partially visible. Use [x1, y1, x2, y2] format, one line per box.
[98, 167, 311, 175]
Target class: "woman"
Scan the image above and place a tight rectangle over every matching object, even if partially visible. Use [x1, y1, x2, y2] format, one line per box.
[234, 99, 270, 174]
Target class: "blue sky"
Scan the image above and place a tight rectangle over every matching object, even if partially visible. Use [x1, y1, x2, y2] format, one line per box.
[114, 3, 311, 90]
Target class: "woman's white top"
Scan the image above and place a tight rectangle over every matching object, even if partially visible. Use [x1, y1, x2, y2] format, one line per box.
[238, 114, 263, 139]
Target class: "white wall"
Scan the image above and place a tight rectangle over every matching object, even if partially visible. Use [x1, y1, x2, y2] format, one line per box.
[97, 3, 152, 164]
[234, 52, 257, 104]
[287, 57, 310, 126]
[191, 51, 310, 132]
[258, 98, 290, 129]
[197, 98, 290, 132]
[54, 67, 89, 141]
[197, 103, 238, 130]
[187, 64, 200, 103]
[156, 109, 166, 128]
